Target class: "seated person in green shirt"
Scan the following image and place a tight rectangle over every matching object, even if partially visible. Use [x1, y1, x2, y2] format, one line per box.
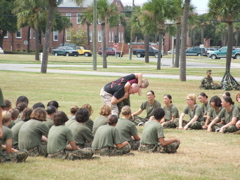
[2, 111, 28, 162]
[139, 107, 180, 153]
[47, 111, 93, 160]
[8, 108, 19, 129]
[92, 104, 111, 135]
[198, 92, 211, 121]
[161, 94, 179, 128]
[82, 104, 94, 132]
[18, 107, 49, 157]
[175, 93, 203, 130]
[132, 90, 161, 126]
[92, 114, 131, 156]
[45, 105, 56, 129]
[207, 96, 239, 133]
[116, 106, 140, 150]
[68, 105, 79, 121]
[202, 96, 222, 130]
[69, 108, 94, 148]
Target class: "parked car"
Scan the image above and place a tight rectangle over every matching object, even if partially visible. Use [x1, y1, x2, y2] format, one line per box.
[76, 46, 92, 57]
[206, 48, 219, 57]
[186, 47, 207, 56]
[98, 47, 124, 57]
[0, 47, 4, 54]
[52, 46, 79, 56]
[168, 49, 176, 54]
[133, 46, 164, 58]
[208, 46, 240, 59]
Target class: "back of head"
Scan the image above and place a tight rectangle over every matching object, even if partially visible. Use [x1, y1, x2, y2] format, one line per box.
[75, 108, 90, 123]
[32, 102, 45, 109]
[30, 107, 46, 121]
[1, 99, 12, 110]
[142, 79, 149, 88]
[82, 104, 93, 115]
[99, 104, 111, 116]
[16, 96, 29, 107]
[107, 114, 118, 125]
[153, 107, 165, 121]
[9, 108, 20, 120]
[53, 111, 68, 126]
[16, 102, 27, 112]
[47, 100, 59, 109]
[70, 105, 79, 115]
[46, 105, 57, 115]
[121, 105, 131, 116]
[2, 111, 12, 124]
[22, 108, 33, 121]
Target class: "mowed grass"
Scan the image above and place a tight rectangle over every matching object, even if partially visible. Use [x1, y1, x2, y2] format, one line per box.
[0, 56, 240, 180]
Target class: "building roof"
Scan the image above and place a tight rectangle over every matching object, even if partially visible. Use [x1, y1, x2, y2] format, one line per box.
[58, 0, 115, 8]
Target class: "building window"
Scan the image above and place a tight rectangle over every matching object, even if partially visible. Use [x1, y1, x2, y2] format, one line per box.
[4, 32, 8, 38]
[98, 31, 102, 42]
[66, 13, 71, 20]
[98, 19, 101, 24]
[118, 32, 121, 43]
[112, 32, 114, 42]
[77, 13, 82, 24]
[66, 30, 71, 41]
[89, 31, 92, 42]
[53, 31, 59, 41]
[16, 29, 22, 38]
[109, 31, 111, 42]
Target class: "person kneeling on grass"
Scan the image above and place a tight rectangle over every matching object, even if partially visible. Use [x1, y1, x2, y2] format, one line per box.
[139, 107, 180, 153]
[2, 111, 28, 162]
[92, 114, 131, 156]
[47, 111, 93, 160]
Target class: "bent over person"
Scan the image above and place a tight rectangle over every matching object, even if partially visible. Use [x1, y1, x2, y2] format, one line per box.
[139, 107, 180, 153]
[100, 73, 148, 116]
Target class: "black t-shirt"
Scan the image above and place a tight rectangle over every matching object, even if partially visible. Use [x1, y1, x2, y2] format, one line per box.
[104, 74, 136, 99]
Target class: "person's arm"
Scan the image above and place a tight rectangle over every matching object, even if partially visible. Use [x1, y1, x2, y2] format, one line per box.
[111, 92, 129, 104]
[219, 117, 237, 133]
[66, 140, 78, 151]
[115, 141, 129, 149]
[207, 116, 220, 132]
[184, 115, 199, 130]
[134, 73, 143, 87]
[132, 134, 140, 141]
[170, 116, 177, 122]
[132, 109, 143, 118]
[202, 115, 211, 129]
[41, 135, 48, 142]
[159, 137, 180, 147]
[178, 113, 185, 129]
[5, 138, 13, 154]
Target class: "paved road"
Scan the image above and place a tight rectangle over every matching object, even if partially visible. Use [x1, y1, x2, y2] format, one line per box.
[0, 57, 240, 81]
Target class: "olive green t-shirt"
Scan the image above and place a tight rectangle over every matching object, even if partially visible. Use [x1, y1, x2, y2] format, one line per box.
[85, 119, 94, 132]
[44, 117, 53, 129]
[47, 125, 74, 154]
[92, 125, 122, 149]
[2, 125, 13, 144]
[183, 104, 203, 122]
[163, 104, 179, 121]
[207, 107, 222, 122]
[18, 119, 49, 150]
[217, 106, 239, 124]
[8, 121, 15, 129]
[0, 88, 5, 106]
[69, 121, 94, 145]
[14, 112, 23, 124]
[11, 121, 25, 146]
[115, 118, 138, 142]
[65, 119, 75, 128]
[140, 100, 161, 119]
[201, 100, 211, 116]
[140, 120, 164, 145]
[92, 116, 108, 135]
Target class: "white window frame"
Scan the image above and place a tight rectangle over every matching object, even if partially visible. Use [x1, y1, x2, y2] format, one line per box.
[112, 31, 114, 42]
[16, 29, 22, 39]
[66, 30, 71, 41]
[118, 32, 121, 43]
[98, 31, 102, 42]
[89, 31, 92, 42]
[4, 32, 8, 38]
[109, 31, 111, 42]
[66, 13, 71, 20]
[77, 13, 82, 24]
[53, 31, 59, 41]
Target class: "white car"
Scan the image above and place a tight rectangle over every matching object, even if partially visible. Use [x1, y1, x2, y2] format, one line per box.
[0, 47, 4, 54]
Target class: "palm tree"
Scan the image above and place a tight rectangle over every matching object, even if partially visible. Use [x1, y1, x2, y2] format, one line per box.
[81, 6, 93, 49]
[215, 23, 228, 46]
[141, 0, 178, 70]
[233, 23, 240, 46]
[208, 0, 240, 73]
[180, 0, 191, 81]
[96, 0, 120, 68]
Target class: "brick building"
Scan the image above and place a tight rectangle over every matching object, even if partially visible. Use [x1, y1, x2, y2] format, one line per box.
[2, 0, 125, 53]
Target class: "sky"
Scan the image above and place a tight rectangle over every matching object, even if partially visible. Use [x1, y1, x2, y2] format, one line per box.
[121, 0, 209, 15]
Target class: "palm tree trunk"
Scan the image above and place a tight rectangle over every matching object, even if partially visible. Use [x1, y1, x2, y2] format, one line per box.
[87, 23, 90, 48]
[101, 23, 107, 68]
[226, 22, 233, 73]
[11, 33, 14, 51]
[27, 27, 30, 53]
[180, 0, 190, 81]
[174, 23, 181, 67]
[41, 0, 56, 73]
[144, 35, 149, 63]
[157, 34, 163, 70]
[201, 28, 204, 44]
[35, 29, 39, 61]
[62, 28, 65, 46]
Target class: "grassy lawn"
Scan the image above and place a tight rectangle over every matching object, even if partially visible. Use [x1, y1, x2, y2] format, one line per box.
[0, 55, 240, 179]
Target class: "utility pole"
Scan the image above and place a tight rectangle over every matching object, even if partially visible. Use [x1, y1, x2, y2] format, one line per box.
[128, 0, 134, 60]
[93, 0, 97, 70]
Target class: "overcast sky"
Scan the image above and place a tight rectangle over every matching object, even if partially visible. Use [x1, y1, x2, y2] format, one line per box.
[121, 0, 209, 14]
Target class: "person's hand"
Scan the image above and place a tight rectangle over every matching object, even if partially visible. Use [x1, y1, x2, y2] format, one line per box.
[207, 127, 212, 132]
[183, 125, 189, 130]
[124, 92, 129, 99]
[11, 148, 18, 153]
[219, 127, 224, 133]
[202, 125, 207, 129]
[177, 126, 183, 130]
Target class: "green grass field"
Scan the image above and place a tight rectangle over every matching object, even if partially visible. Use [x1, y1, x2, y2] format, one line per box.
[0, 54, 240, 180]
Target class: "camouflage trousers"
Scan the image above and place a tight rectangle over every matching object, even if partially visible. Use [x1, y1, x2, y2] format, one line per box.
[27, 141, 47, 157]
[174, 118, 202, 130]
[100, 88, 118, 116]
[129, 140, 140, 150]
[47, 148, 93, 160]
[174, 118, 188, 128]
[1, 149, 28, 163]
[77, 143, 92, 149]
[0, 138, 2, 163]
[94, 144, 131, 156]
[163, 121, 177, 128]
[212, 124, 238, 133]
[138, 141, 180, 153]
[132, 116, 148, 126]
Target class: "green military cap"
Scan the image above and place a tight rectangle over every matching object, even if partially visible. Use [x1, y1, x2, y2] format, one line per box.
[206, 70, 212, 73]
[0, 88, 5, 106]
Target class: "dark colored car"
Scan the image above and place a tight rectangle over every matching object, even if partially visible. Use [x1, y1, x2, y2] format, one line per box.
[52, 46, 79, 56]
[98, 47, 124, 57]
[133, 46, 164, 58]
[186, 47, 207, 56]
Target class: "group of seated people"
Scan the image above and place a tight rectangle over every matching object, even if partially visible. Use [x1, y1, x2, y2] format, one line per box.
[0, 89, 240, 162]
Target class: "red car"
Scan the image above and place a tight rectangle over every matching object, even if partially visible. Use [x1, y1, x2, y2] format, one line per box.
[98, 47, 124, 57]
